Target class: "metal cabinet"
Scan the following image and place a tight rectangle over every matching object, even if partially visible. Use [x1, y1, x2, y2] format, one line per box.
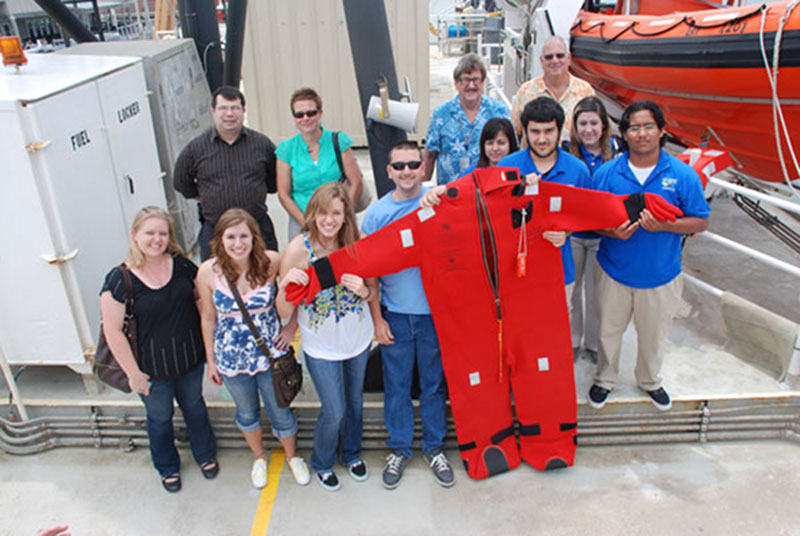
[0, 54, 165, 374]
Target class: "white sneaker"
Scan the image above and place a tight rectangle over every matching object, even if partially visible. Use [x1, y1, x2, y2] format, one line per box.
[288, 456, 311, 486]
[251, 456, 268, 489]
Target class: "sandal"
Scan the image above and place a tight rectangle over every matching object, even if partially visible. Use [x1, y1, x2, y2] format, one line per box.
[200, 459, 219, 480]
[161, 474, 181, 493]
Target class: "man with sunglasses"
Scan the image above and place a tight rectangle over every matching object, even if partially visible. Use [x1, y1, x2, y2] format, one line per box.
[424, 53, 511, 186]
[511, 36, 595, 146]
[361, 141, 454, 490]
[174, 86, 278, 259]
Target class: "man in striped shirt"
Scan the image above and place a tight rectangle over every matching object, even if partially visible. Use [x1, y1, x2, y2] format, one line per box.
[174, 86, 279, 259]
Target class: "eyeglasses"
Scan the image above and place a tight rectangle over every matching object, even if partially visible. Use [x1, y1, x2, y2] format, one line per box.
[627, 123, 659, 134]
[542, 52, 566, 61]
[457, 76, 484, 85]
[216, 105, 243, 113]
[389, 160, 422, 171]
[293, 109, 319, 119]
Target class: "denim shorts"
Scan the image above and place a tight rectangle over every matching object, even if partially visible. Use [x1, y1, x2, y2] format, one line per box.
[221, 368, 298, 438]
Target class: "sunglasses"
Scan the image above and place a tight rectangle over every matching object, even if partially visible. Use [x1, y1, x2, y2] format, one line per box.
[542, 52, 566, 60]
[389, 160, 422, 171]
[293, 109, 319, 119]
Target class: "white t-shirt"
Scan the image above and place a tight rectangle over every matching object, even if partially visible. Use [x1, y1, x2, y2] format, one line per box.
[628, 161, 656, 185]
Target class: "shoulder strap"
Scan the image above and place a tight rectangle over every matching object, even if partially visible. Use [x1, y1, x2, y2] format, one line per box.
[332, 131, 346, 182]
[224, 274, 275, 363]
[117, 263, 138, 356]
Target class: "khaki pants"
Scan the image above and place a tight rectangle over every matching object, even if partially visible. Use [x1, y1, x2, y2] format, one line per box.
[593, 267, 683, 391]
[565, 282, 574, 325]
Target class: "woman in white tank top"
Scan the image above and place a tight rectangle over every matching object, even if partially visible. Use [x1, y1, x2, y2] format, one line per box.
[277, 182, 377, 492]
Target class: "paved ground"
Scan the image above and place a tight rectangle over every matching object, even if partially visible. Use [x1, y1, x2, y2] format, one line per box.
[3, 440, 800, 536]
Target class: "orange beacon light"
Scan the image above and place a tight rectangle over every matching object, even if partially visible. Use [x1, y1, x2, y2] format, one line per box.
[0, 36, 28, 67]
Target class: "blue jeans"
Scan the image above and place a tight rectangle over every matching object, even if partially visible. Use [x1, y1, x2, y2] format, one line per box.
[221, 368, 299, 438]
[304, 345, 370, 472]
[381, 311, 447, 458]
[139, 363, 217, 477]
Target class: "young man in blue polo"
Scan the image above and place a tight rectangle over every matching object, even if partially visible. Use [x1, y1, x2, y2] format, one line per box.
[361, 141, 455, 490]
[588, 100, 711, 411]
[498, 96, 592, 309]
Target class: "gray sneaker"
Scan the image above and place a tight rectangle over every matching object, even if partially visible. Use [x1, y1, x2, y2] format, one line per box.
[382, 451, 409, 490]
[425, 450, 455, 487]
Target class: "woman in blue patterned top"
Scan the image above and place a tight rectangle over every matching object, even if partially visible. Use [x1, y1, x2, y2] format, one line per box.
[277, 182, 377, 492]
[197, 208, 310, 489]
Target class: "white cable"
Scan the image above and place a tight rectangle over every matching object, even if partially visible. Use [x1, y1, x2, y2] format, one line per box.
[757, 2, 800, 201]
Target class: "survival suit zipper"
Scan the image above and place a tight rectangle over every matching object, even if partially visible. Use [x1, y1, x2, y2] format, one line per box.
[473, 176, 503, 381]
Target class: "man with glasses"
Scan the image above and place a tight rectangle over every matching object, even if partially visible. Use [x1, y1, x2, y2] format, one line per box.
[511, 36, 595, 146]
[361, 141, 454, 490]
[424, 53, 511, 185]
[174, 86, 278, 259]
[588, 101, 711, 411]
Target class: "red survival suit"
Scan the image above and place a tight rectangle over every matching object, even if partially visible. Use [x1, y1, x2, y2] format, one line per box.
[287, 167, 681, 480]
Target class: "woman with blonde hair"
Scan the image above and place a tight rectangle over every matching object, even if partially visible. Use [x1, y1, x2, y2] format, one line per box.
[196, 208, 310, 489]
[100, 206, 217, 493]
[277, 182, 376, 492]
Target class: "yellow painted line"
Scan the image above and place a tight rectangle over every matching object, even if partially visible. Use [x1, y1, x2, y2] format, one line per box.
[250, 451, 285, 536]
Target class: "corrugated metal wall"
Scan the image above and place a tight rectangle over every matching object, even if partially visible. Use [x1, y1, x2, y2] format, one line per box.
[241, 0, 429, 146]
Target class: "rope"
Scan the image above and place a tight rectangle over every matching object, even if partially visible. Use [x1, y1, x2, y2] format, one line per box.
[758, 1, 800, 199]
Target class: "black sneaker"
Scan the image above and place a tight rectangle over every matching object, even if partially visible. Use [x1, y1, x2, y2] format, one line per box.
[424, 450, 455, 487]
[347, 459, 368, 482]
[588, 384, 610, 409]
[315, 471, 341, 492]
[647, 387, 672, 411]
[382, 452, 409, 490]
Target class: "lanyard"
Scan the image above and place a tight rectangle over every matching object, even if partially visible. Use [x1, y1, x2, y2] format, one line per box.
[459, 113, 479, 152]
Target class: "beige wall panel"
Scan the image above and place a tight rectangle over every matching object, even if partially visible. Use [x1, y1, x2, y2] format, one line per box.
[242, 0, 428, 146]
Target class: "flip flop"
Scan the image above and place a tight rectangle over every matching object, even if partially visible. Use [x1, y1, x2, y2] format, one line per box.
[200, 459, 219, 480]
[161, 474, 181, 493]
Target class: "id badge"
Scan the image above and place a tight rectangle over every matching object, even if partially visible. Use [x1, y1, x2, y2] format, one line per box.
[460, 156, 470, 172]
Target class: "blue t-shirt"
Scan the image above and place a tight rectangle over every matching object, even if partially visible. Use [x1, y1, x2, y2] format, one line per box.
[594, 150, 711, 289]
[361, 188, 431, 315]
[276, 128, 353, 214]
[425, 95, 511, 186]
[498, 147, 591, 285]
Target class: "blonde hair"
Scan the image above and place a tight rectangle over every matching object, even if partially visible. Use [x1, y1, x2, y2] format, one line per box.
[301, 182, 359, 249]
[210, 208, 271, 289]
[126, 206, 183, 269]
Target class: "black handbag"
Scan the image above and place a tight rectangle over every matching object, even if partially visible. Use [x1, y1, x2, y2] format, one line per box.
[94, 264, 136, 393]
[226, 275, 302, 408]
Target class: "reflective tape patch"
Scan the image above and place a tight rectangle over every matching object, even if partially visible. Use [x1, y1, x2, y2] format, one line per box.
[538, 357, 550, 372]
[469, 371, 480, 386]
[549, 197, 562, 212]
[525, 182, 539, 196]
[400, 228, 414, 248]
[418, 206, 436, 222]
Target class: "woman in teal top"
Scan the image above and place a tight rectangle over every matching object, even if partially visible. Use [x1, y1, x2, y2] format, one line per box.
[277, 87, 364, 240]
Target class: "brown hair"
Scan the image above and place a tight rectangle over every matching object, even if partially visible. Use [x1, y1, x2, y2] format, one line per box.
[290, 87, 323, 113]
[126, 206, 183, 270]
[210, 208, 271, 289]
[301, 182, 359, 249]
[569, 96, 614, 162]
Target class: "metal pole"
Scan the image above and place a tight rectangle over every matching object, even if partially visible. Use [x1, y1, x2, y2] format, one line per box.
[33, 0, 98, 42]
[177, 0, 223, 93]
[709, 177, 800, 215]
[697, 231, 800, 278]
[0, 342, 29, 421]
[222, 0, 246, 87]
[342, 0, 407, 199]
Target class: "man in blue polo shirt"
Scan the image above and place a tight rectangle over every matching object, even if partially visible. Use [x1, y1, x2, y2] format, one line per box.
[587, 101, 711, 411]
[498, 96, 591, 310]
[362, 141, 454, 490]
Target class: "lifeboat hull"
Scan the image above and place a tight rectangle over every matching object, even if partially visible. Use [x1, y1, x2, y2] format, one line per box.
[570, 2, 800, 183]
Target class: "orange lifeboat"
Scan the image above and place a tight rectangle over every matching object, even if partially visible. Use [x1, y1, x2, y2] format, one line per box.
[570, 1, 800, 184]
